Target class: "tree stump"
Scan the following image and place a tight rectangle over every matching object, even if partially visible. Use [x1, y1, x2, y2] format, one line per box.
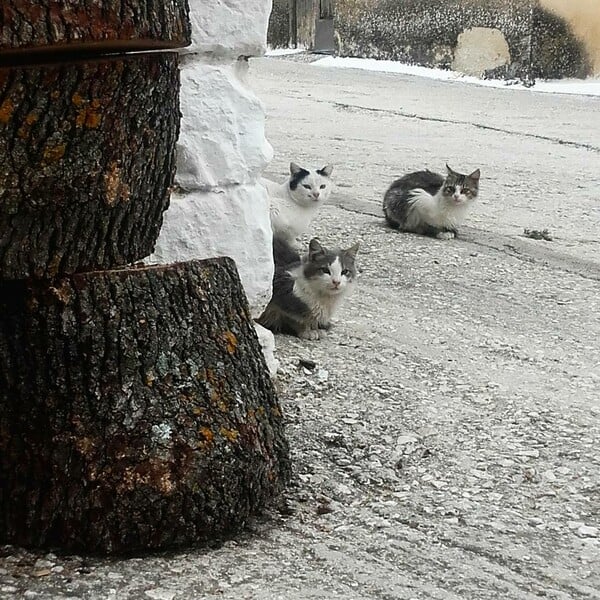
[0, 53, 180, 279]
[0, 258, 290, 554]
[0, 0, 191, 60]
[0, 0, 290, 557]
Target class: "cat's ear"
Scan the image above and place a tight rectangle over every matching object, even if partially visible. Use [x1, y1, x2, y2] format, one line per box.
[308, 238, 325, 260]
[290, 162, 304, 175]
[318, 164, 334, 177]
[446, 164, 457, 176]
[344, 242, 360, 260]
[468, 168, 481, 181]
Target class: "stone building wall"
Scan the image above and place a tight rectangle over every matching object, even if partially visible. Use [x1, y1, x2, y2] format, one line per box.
[269, 0, 599, 80]
[335, 0, 593, 80]
[335, 0, 536, 79]
[540, 0, 600, 74]
[149, 0, 274, 315]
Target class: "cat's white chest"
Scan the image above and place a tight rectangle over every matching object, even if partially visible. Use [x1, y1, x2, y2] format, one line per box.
[295, 287, 337, 324]
[409, 190, 471, 229]
[293, 277, 350, 326]
[268, 191, 318, 241]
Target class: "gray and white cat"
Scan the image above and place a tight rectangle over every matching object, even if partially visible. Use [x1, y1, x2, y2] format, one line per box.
[256, 236, 359, 340]
[262, 162, 334, 243]
[383, 165, 480, 239]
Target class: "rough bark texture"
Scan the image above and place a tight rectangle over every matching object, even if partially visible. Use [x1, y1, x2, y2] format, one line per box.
[0, 0, 191, 58]
[0, 52, 180, 279]
[0, 258, 291, 554]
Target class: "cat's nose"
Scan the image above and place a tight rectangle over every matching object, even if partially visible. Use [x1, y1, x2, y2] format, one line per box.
[313, 192, 320, 199]
[332, 279, 341, 287]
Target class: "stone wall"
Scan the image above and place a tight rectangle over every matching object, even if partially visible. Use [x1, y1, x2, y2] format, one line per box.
[335, 0, 591, 80]
[336, 0, 531, 78]
[540, 0, 600, 75]
[149, 0, 274, 315]
[269, 0, 598, 80]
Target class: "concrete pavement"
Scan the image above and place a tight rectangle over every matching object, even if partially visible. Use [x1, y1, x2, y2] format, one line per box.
[1, 54, 598, 600]
[256, 55, 600, 265]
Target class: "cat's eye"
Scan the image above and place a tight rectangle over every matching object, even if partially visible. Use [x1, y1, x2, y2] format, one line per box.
[342, 269, 350, 276]
[444, 187, 454, 194]
[320, 267, 330, 274]
[303, 184, 311, 190]
[319, 184, 326, 189]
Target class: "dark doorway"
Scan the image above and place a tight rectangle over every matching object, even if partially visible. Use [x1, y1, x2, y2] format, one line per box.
[314, 0, 335, 53]
[320, 0, 333, 18]
[268, 0, 335, 52]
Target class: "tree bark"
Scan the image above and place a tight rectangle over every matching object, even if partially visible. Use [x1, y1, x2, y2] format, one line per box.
[0, 0, 191, 59]
[0, 258, 291, 554]
[0, 52, 180, 279]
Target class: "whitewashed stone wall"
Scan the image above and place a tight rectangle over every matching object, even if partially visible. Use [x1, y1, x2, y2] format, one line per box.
[149, 0, 275, 315]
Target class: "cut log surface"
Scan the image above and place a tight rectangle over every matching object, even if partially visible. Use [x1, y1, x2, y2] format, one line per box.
[0, 0, 191, 57]
[0, 258, 291, 554]
[0, 52, 180, 279]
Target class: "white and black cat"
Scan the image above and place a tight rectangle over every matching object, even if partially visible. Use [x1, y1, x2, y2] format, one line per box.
[262, 162, 334, 243]
[256, 236, 359, 340]
[383, 165, 480, 239]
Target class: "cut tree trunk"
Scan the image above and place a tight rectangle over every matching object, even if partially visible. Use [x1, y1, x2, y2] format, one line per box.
[0, 52, 180, 279]
[0, 258, 290, 554]
[0, 0, 191, 60]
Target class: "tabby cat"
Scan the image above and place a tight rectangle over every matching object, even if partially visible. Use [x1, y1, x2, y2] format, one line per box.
[383, 165, 480, 239]
[257, 236, 359, 340]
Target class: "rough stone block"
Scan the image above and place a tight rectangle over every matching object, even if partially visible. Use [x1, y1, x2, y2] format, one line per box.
[176, 59, 273, 191]
[452, 27, 511, 76]
[147, 184, 274, 313]
[186, 0, 270, 57]
[254, 323, 280, 377]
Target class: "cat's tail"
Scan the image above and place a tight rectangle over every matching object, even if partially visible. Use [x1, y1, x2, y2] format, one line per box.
[272, 235, 301, 267]
[255, 303, 282, 334]
[382, 190, 402, 229]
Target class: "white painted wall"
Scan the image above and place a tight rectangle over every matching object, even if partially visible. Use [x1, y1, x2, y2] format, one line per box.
[149, 0, 275, 317]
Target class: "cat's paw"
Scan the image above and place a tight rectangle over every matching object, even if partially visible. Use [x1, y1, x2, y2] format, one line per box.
[299, 329, 320, 341]
[436, 231, 456, 240]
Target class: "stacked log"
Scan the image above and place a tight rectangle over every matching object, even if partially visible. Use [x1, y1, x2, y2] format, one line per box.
[0, 0, 191, 58]
[0, 53, 180, 278]
[0, 1, 290, 554]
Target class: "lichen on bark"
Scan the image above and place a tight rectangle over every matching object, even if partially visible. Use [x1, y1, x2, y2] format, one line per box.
[0, 258, 291, 554]
[0, 53, 180, 279]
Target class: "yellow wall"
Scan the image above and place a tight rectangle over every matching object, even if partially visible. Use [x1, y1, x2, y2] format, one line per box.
[541, 0, 600, 73]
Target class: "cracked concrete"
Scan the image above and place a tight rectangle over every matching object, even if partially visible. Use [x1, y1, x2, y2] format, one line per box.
[257, 55, 600, 265]
[330, 101, 600, 154]
[1, 55, 599, 600]
[337, 199, 600, 282]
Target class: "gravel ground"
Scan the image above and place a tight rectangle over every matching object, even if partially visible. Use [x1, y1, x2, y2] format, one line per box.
[1, 56, 599, 600]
